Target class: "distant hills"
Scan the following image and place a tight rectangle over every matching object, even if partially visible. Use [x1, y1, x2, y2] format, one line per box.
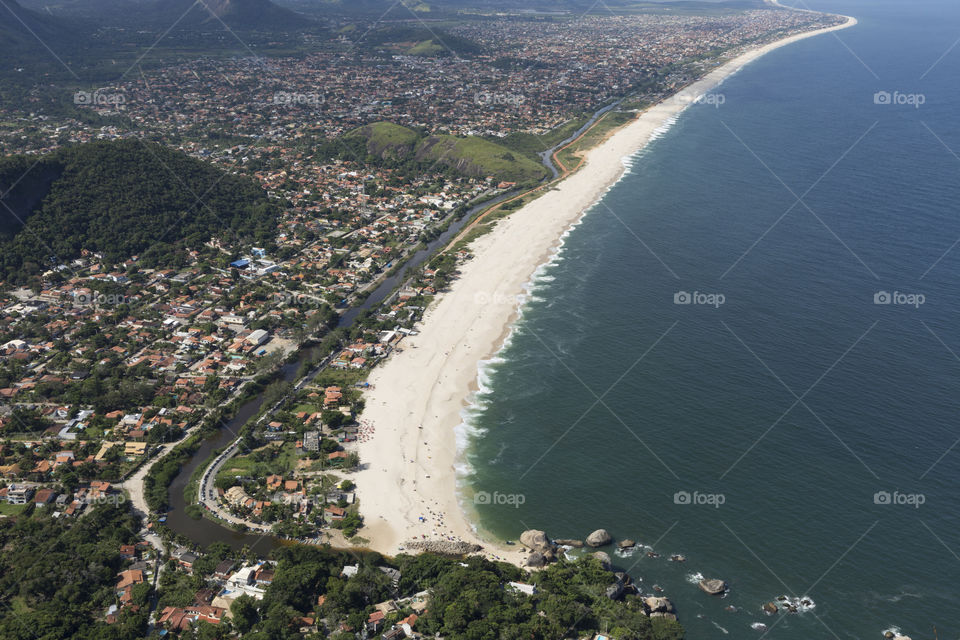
[156, 0, 309, 29]
[0, 0, 72, 53]
[0, 140, 278, 282]
[16, 0, 311, 29]
[346, 122, 549, 183]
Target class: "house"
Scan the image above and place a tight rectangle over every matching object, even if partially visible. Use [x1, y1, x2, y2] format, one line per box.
[213, 560, 236, 580]
[33, 488, 57, 505]
[6, 485, 34, 504]
[176, 551, 199, 572]
[324, 505, 346, 522]
[246, 329, 269, 346]
[507, 582, 537, 596]
[367, 610, 386, 633]
[124, 442, 148, 457]
[116, 569, 144, 590]
[303, 430, 320, 452]
[158, 605, 225, 631]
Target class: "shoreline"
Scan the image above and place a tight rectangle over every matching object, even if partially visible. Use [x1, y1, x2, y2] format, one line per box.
[353, 10, 858, 567]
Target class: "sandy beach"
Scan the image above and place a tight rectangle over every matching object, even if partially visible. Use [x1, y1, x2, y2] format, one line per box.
[352, 11, 858, 567]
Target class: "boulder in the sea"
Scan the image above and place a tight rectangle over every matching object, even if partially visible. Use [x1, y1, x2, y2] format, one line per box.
[883, 633, 895, 640]
[585, 529, 612, 547]
[892, 635, 913, 640]
[762, 602, 779, 615]
[670, 554, 686, 562]
[699, 578, 727, 595]
[591, 551, 612, 570]
[554, 538, 584, 548]
[645, 597, 675, 614]
[519, 529, 555, 554]
[618, 539, 636, 549]
[525, 552, 547, 568]
[614, 571, 632, 585]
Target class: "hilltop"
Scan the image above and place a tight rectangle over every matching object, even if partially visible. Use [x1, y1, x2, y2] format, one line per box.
[0, 140, 278, 283]
[345, 122, 549, 183]
[152, 0, 309, 29]
[0, 0, 73, 56]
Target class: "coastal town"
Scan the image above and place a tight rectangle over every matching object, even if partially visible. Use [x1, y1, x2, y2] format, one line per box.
[0, 2, 856, 638]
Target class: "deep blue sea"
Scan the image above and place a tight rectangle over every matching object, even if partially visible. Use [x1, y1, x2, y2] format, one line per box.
[465, 1, 960, 638]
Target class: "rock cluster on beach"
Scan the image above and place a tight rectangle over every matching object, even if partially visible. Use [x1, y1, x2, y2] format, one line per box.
[404, 540, 483, 555]
[520, 527, 622, 568]
[516, 528, 680, 621]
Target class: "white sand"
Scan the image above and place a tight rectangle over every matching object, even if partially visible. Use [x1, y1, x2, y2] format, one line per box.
[352, 13, 858, 566]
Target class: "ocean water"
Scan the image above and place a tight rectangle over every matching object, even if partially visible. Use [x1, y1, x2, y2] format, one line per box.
[464, 1, 960, 638]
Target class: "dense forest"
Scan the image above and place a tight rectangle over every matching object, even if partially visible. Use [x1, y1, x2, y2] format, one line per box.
[0, 504, 148, 640]
[0, 500, 684, 640]
[0, 140, 279, 283]
[236, 546, 684, 640]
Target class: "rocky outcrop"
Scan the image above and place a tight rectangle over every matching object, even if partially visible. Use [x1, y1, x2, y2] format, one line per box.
[699, 578, 727, 595]
[644, 597, 675, 614]
[403, 540, 482, 555]
[762, 602, 779, 615]
[591, 551, 612, 570]
[520, 529, 556, 554]
[554, 539, 584, 548]
[525, 552, 547, 568]
[650, 612, 678, 621]
[585, 529, 612, 547]
[618, 539, 636, 550]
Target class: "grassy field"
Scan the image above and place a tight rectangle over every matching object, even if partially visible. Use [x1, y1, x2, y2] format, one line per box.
[418, 134, 549, 183]
[555, 109, 637, 171]
[0, 503, 28, 516]
[494, 116, 589, 163]
[216, 441, 302, 484]
[346, 121, 549, 183]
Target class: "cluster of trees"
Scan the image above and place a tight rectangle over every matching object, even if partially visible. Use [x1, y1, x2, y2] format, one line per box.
[0, 140, 279, 283]
[0, 504, 148, 640]
[215, 545, 684, 640]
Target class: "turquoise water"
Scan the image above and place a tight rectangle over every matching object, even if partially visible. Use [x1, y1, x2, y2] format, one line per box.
[465, 1, 960, 638]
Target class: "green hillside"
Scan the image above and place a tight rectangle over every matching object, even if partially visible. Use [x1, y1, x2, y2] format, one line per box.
[0, 140, 278, 282]
[345, 121, 549, 183]
[417, 133, 548, 182]
[346, 121, 421, 160]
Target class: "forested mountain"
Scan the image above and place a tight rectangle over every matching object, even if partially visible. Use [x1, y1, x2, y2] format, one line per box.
[0, 140, 279, 282]
[153, 0, 310, 29]
[0, 0, 74, 55]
